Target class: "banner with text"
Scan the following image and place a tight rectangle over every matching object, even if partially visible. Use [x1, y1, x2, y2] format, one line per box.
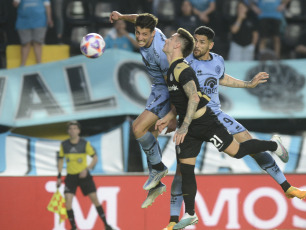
[0, 122, 305, 176]
[0, 175, 305, 230]
[0, 50, 305, 127]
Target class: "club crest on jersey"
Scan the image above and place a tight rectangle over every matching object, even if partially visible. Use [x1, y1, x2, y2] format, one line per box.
[215, 65, 221, 75]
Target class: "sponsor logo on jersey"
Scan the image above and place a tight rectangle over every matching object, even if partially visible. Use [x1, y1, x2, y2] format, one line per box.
[168, 85, 179, 91]
[203, 77, 218, 95]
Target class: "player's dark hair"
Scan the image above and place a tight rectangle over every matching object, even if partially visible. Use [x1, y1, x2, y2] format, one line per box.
[194, 26, 215, 41]
[67, 120, 81, 129]
[177, 28, 195, 58]
[135, 13, 158, 32]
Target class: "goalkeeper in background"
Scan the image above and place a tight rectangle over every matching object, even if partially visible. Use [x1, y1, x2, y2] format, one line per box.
[57, 121, 114, 230]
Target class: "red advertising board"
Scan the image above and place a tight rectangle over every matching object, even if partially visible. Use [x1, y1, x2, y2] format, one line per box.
[0, 174, 305, 230]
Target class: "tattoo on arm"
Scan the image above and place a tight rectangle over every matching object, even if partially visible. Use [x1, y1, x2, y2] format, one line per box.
[222, 74, 251, 88]
[182, 81, 199, 127]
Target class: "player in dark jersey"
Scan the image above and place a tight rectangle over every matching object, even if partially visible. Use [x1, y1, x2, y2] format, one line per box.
[157, 28, 289, 230]
[57, 121, 114, 230]
[109, 12, 176, 208]
[162, 25, 306, 230]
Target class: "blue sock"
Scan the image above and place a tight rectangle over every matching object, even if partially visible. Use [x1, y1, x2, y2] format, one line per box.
[170, 173, 183, 219]
[252, 152, 286, 184]
[137, 132, 161, 165]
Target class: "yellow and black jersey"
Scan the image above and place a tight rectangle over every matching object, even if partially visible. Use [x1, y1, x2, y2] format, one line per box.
[166, 58, 210, 122]
[59, 138, 96, 175]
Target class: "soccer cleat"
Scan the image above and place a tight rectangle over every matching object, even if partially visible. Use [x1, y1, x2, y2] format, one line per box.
[285, 186, 306, 200]
[173, 213, 198, 229]
[271, 135, 289, 163]
[162, 222, 177, 230]
[142, 183, 166, 208]
[143, 167, 168, 191]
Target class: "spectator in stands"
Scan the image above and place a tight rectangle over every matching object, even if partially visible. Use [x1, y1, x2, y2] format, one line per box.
[175, 0, 201, 34]
[188, 0, 216, 25]
[13, 0, 53, 66]
[251, 0, 291, 59]
[228, 0, 258, 61]
[104, 20, 139, 52]
[295, 30, 306, 59]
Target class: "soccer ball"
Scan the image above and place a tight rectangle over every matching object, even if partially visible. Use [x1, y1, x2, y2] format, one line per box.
[80, 33, 105, 58]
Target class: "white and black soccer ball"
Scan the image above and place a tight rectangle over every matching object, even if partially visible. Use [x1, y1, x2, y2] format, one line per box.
[80, 33, 105, 58]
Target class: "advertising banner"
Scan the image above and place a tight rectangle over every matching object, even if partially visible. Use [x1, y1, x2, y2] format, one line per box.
[0, 124, 306, 176]
[0, 175, 305, 230]
[0, 50, 305, 127]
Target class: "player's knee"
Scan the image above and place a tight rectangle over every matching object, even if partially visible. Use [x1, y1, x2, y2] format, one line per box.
[132, 121, 142, 137]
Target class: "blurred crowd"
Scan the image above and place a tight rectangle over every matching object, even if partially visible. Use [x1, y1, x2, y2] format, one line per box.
[0, 0, 306, 68]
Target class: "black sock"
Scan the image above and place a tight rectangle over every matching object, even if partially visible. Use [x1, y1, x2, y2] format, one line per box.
[281, 180, 291, 192]
[96, 206, 108, 225]
[170, 216, 179, 223]
[234, 139, 278, 159]
[67, 209, 76, 229]
[180, 163, 196, 216]
[152, 161, 165, 171]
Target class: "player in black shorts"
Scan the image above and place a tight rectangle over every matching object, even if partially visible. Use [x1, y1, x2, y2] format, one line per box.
[157, 28, 289, 230]
[57, 121, 114, 230]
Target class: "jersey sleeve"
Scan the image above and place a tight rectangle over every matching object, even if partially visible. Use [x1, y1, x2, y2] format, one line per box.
[178, 68, 196, 86]
[85, 141, 96, 157]
[59, 144, 64, 158]
[219, 55, 225, 79]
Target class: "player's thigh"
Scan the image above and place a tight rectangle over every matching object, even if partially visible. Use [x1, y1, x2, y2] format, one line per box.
[233, 130, 253, 143]
[177, 134, 202, 160]
[223, 138, 240, 157]
[133, 110, 159, 135]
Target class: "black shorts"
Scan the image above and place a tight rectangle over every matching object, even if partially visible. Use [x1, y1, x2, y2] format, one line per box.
[259, 18, 281, 37]
[177, 107, 233, 159]
[64, 171, 97, 196]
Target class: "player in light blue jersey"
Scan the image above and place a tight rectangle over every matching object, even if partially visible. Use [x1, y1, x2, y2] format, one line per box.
[162, 26, 306, 230]
[110, 11, 176, 208]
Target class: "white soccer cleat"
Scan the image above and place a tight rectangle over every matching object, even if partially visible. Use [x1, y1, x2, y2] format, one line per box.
[173, 212, 198, 229]
[143, 167, 168, 191]
[271, 135, 289, 163]
[141, 183, 166, 208]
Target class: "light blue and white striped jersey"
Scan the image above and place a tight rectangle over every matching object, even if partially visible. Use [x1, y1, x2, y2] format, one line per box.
[186, 52, 225, 113]
[139, 28, 169, 85]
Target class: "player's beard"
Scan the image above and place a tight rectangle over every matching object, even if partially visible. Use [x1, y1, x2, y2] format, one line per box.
[193, 47, 209, 59]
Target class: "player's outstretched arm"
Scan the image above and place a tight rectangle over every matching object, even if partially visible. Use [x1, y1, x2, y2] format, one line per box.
[109, 11, 138, 24]
[220, 72, 269, 88]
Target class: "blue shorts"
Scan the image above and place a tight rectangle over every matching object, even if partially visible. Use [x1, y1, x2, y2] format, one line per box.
[214, 110, 246, 135]
[145, 84, 171, 119]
